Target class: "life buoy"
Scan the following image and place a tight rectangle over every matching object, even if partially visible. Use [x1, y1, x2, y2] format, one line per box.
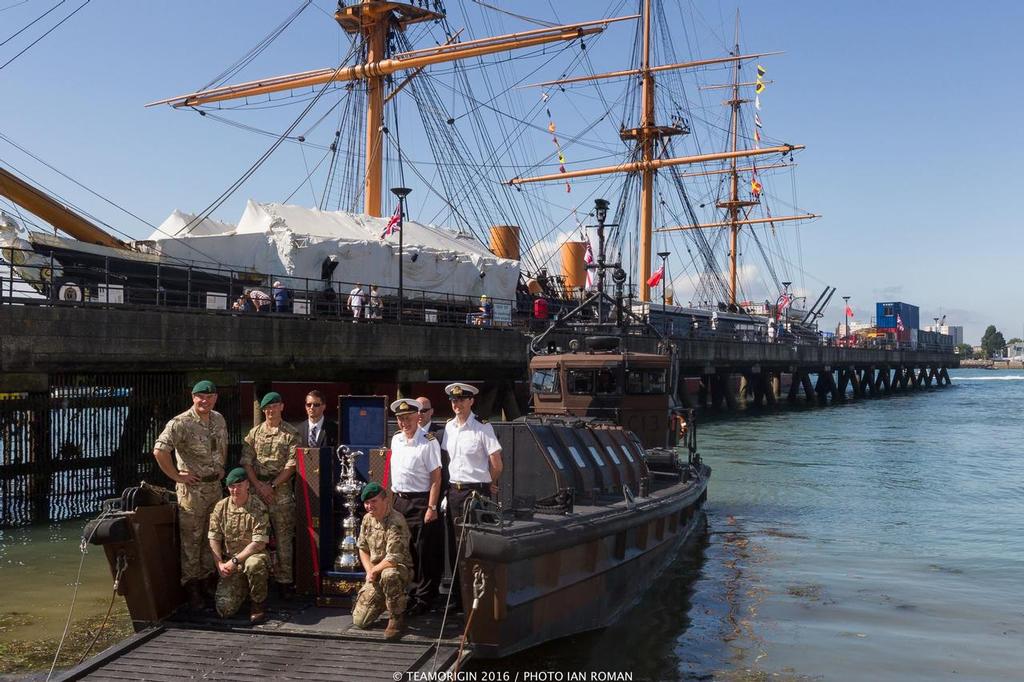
[58, 282, 82, 302]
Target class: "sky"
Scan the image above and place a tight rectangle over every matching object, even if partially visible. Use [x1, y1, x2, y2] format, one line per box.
[1, 0, 1022, 343]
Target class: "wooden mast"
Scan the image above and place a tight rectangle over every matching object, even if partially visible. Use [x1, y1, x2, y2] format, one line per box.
[637, 0, 655, 301]
[507, 3, 802, 303]
[727, 19, 742, 305]
[149, 2, 634, 217]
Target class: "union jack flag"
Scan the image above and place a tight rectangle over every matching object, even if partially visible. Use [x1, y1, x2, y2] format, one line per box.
[583, 240, 595, 290]
[896, 314, 905, 333]
[380, 205, 401, 239]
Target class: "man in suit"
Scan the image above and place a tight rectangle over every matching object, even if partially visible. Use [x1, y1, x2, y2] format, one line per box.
[417, 396, 448, 491]
[295, 390, 337, 451]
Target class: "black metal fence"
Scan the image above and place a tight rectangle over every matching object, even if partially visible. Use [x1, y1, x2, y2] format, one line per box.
[0, 372, 248, 528]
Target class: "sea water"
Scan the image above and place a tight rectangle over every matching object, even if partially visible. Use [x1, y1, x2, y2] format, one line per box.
[488, 369, 1023, 680]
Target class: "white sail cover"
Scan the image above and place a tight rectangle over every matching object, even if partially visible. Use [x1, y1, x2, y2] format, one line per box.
[146, 201, 519, 300]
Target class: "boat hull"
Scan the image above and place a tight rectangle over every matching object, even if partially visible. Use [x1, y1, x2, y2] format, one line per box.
[461, 467, 709, 658]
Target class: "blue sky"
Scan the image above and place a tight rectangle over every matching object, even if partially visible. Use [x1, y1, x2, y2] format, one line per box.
[1, 0, 1021, 343]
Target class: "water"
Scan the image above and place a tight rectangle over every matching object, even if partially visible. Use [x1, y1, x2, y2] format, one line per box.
[488, 369, 1024, 680]
[3, 369, 1022, 679]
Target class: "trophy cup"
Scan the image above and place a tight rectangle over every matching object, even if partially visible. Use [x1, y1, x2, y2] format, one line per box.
[333, 445, 364, 571]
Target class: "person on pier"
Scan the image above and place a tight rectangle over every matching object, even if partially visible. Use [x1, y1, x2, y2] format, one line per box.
[152, 379, 228, 611]
[352, 482, 412, 640]
[208, 468, 271, 624]
[388, 398, 443, 616]
[241, 392, 300, 598]
[441, 382, 502, 610]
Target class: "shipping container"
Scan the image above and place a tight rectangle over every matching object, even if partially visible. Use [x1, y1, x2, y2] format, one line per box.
[875, 301, 919, 341]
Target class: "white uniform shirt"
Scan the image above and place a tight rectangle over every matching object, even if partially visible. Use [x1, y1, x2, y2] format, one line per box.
[389, 429, 442, 493]
[443, 413, 501, 484]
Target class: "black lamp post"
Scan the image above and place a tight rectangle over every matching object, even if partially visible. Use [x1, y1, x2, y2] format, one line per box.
[781, 281, 792, 335]
[594, 199, 609, 295]
[390, 186, 411, 322]
[657, 251, 670, 312]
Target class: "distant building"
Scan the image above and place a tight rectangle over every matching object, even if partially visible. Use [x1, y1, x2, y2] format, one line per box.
[924, 324, 963, 346]
[1005, 341, 1024, 359]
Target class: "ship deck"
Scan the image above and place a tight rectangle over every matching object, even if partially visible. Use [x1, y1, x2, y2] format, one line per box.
[56, 597, 466, 681]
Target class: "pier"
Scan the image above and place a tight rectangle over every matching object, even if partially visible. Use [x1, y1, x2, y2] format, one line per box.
[0, 299, 957, 527]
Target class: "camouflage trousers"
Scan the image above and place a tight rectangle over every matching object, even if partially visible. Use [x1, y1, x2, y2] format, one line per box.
[267, 499, 295, 584]
[177, 481, 222, 585]
[351, 566, 410, 629]
[215, 553, 270, 618]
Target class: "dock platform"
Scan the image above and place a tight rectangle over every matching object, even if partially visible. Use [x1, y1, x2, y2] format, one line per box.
[56, 600, 465, 681]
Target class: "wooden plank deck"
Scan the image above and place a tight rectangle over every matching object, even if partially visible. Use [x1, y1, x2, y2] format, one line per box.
[56, 600, 466, 681]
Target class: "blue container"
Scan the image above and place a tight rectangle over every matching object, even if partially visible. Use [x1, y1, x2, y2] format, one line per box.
[876, 301, 919, 337]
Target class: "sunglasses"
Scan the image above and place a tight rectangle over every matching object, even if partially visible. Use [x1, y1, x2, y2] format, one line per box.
[419, 408, 433, 413]
[449, 396, 470, 402]
[305, 402, 323, 408]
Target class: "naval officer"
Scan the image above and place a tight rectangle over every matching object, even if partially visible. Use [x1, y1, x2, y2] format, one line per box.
[441, 382, 502, 609]
[388, 398, 443, 615]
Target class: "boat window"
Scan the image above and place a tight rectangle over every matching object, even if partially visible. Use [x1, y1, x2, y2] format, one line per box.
[604, 445, 621, 465]
[544, 445, 565, 470]
[567, 445, 587, 468]
[530, 368, 560, 395]
[595, 369, 619, 395]
[625, 368, 667, 394]
[883, 304, 894, 317]
[619, 444, 635, 462]
[587, 445, 606, 466]
[567, 369, 595, 394]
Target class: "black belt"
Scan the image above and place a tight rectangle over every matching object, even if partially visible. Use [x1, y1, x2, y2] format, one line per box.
[450, 481, 489, 492]
[393, 491, 429, 499]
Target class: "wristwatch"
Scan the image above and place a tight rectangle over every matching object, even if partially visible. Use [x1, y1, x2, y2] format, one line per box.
[231, 556, 241, 566]
[428, 504, 438, 511]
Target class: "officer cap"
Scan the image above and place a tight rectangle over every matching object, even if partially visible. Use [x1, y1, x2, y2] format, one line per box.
[390, 398, 422, 416]
[192, 379, 217, 394]
[360, 481, 385, 502]
[445, 382, 479, 398]
[260, 391, 283, 409]
[225, 467, 247, 485]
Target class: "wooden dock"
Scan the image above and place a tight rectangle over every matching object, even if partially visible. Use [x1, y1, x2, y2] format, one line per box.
[56, 602, 465, 681]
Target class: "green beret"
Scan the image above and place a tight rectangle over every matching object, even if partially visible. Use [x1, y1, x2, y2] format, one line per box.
[192, 379, 217, 394]
[259, 391, 283, 409]
[360, 482, 384, 502]
[225, 467, 247, 485]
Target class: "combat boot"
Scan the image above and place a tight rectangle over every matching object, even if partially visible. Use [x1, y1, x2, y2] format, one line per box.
[250, 601, 267, 625]
[186, 580, 204, 611]
[384, 614, 405, 641]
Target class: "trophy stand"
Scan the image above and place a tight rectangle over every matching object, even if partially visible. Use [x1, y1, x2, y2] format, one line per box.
[319, 445, 366, 605]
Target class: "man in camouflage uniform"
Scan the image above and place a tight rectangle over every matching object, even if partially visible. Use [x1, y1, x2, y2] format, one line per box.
[152, 379, 228, 609]
[352, 482, 412, 640]
[208, 468, 271, 623]
[241, 391, 300, 595]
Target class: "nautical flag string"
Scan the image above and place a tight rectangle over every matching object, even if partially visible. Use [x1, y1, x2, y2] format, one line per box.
[382, 201, 401, 238]
[544, 93, 571, 193]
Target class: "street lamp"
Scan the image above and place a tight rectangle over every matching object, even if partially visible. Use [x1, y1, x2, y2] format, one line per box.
[390, 186, 411, 323]
[842, 295, 851, 339]
[657, 251, 670, 313]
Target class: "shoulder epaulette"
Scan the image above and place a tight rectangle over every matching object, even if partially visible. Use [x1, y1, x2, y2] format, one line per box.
[424, 431, 436, 441]
[478, 417, 489, 424]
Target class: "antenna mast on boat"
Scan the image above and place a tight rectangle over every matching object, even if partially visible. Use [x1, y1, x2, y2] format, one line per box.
[147, 1, 635, 219]
[508, 0, 799, 302]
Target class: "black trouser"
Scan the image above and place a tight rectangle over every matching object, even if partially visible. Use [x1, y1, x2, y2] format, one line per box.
[444, 482, 490, 608]
[393, 493, 443, 607]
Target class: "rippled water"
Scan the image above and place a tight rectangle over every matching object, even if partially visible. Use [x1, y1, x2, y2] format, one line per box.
[491, 369, 1024, 680]
[4, 369, 1022, 679]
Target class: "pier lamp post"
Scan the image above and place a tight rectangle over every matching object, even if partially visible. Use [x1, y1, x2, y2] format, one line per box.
[657, 251, 670, 313]
[594, 199, 609, 295]
[843, 295, 851, 339]
[390, 186, 411, 323]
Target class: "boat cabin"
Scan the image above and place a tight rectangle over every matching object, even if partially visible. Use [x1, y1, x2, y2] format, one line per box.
[529, 345, 676, 449]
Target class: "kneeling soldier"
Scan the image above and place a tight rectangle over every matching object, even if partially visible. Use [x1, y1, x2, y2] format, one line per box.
[352, 482, 412, 640]
[208, 467, 271, 624]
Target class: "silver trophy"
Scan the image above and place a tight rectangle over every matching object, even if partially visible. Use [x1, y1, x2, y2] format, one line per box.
[333, 445, 364, 571]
